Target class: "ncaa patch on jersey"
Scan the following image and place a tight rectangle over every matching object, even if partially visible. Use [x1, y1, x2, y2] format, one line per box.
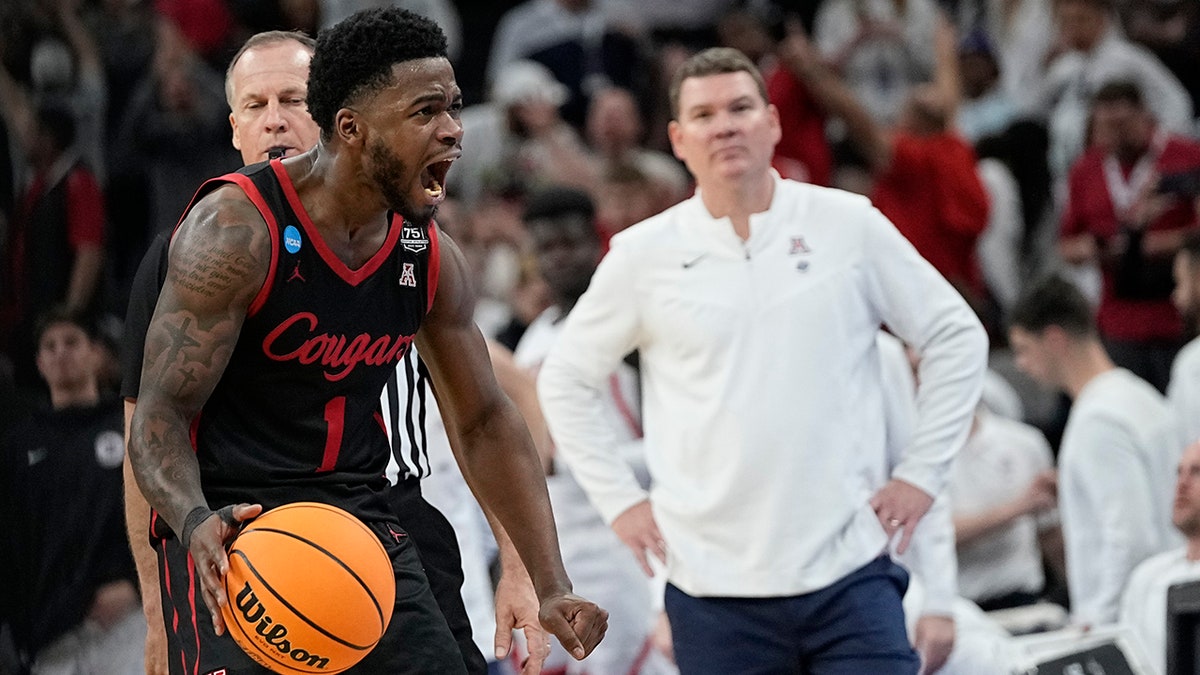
[401, 225, 429, 253]
[399, 263, 418, 287]
[284, 225, 303, 254]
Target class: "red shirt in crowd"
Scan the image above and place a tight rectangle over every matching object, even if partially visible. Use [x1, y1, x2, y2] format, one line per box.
[1060, 133, 1200, 342]
[871, 132, 991, 301]
[767, 64, 832, 187]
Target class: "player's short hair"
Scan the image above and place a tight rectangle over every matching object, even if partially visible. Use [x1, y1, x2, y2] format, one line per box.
[1009, 275, 1097, 338]
[523, 185, 596, 232]
[224, 31, 316, 108]
[307, 7, 448, 140]
[668, 47, 768, 120]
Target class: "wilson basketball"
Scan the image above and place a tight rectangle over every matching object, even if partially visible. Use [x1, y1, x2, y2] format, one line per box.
[220, 502, 395, 674]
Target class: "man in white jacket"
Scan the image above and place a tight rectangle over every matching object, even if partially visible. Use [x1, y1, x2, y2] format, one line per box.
[537, 46, 988, 673]
[1009, 275, 1181, 627]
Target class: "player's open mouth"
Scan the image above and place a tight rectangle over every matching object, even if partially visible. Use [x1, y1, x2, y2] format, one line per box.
[267, 146, 292, 159]
[421, 159, 454, 201]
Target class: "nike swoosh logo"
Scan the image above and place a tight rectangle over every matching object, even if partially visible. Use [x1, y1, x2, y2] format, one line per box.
[681, 254, 707, 269]
[27, 448, 47, 466]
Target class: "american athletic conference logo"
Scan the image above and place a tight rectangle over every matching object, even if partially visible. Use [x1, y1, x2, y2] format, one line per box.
[233, 583, 331, 670]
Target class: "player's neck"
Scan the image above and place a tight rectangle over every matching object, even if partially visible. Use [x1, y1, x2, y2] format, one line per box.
[295, 144, 389, 236]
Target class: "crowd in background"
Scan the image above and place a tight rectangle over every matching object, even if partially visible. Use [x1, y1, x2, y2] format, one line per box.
[2, 0, 1200, 672]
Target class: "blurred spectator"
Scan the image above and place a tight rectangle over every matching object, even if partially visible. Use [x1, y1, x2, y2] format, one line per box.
[949, 407, 1060, 611]
[975, 124, 1057, 302]
[1120, 438, 1200, 675]
[0, 307, 142, 673]
[1121, 0, 1200, 118]
[318, 0, 461, 61]
[956, 28, 1016, 145]
[84, 0, 158, 297]
[585, 87, 689, 213]
[514, 186, 674, 674]
[1058, 81, 1200, 393]
[594, 162, 666, 245]
[792, 14, 992, 311]
[111, 21, 239, 251]
[976, 152, 1026, 320]
[493, 252, 551, 353]
[152, 0, 235, 66]
[1029, 0, 1192, 182]
[957, 0, 1055, 107]
[0, 103, 106, 390]
[1, 0, 109, 187]
[813, 0, 941, 126]
[487, 0, 652, 129]
[1009, 275, 1181, 627]
[1169, 230, 1200, 450]
[769, 16, 835, 186]
[85, 0, 165, 140]
[451, 59, 598, 208]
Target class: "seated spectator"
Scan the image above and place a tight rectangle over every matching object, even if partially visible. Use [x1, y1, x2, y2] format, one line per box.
[1120, 439, 1200, 675]
[1009, 275, 1182, 627]
[949, 406, 1060, 611]
[0, 307, 142, 673]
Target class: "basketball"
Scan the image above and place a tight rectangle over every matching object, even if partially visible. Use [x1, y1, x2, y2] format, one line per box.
[220, 502, 396, 674]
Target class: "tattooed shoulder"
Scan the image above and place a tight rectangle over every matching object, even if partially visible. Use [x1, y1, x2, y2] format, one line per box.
[168, 186, 271, 306]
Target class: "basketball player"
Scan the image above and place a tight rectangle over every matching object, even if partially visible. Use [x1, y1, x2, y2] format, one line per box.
[537, 47, 987, 673]
[120, 29, 553, 675]
[127, 8, 606, 674]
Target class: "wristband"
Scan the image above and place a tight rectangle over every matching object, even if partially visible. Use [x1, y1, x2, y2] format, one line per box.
[180, 506, 214, 549]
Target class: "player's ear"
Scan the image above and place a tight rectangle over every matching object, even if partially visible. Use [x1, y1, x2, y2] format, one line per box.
[335, 108, 361, 145]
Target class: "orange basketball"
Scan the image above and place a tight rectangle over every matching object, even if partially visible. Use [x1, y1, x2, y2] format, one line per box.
[220, 502, 395, 674]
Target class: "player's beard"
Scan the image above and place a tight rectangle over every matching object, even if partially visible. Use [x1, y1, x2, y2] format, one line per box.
[369, 139, 436, 226]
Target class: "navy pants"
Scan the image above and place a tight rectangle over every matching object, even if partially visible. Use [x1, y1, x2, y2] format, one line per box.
[665, 556, 919, 675]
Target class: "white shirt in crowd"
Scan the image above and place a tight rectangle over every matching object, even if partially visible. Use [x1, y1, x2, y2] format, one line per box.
[949, 409, 1055, 604]
[1120, 548, 1200, 675]
[538, 176, 987, 598]
[1059, 369, 1183, 626]
[1168, 337, 1200, 451]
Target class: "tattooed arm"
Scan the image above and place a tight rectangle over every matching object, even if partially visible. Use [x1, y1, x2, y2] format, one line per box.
[127, 184, 269, 634]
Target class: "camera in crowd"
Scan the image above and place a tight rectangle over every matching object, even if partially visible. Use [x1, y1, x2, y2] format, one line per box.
[1157, 168, 1200, 200]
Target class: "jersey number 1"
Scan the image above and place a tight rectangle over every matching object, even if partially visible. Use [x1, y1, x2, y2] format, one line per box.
[318, 396, 345, 472]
